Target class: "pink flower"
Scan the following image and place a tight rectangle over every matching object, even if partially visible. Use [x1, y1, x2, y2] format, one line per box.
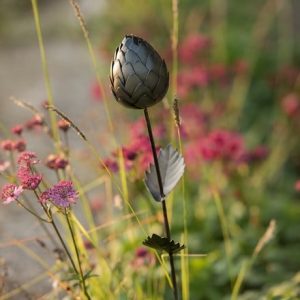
[90, 197, 103, 212]
[129, 117, 146, 137]
[39, 190, 49, 204]
[122, 148, 137, 161]
[177, 67, 209, 97]
[58, 119, 71, 132]
[45, 154, 68, 170]
[281, 93, 300, 117]
[1, 184, 23, 204]
[295, 180, 300, 192]
[1, 140, 14, 151]
[17, 151, 39, 166]
[241, 146, 269, 163]
[198, 130, 245, 162]
[179, 33, 210, 63]
[90, 81, 102, 101]
[17, 166, 42, 190]
[131, 247, 155, 268]
[180, 103, 207, 139]
[103, 158, 119, 172]
[42, 180, 78, 208]
[209, 64, 228, 84]
[42, 100, 50, 109]
[25, 115, 43, 130]
[13, 139, 26, 152]
[11, 125, 23, 136]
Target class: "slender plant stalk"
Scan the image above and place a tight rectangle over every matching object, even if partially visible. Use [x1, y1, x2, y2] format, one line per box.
[211, 189, 233, 287]
[32, 192, 80, 278]
[31, 0, 60, 151]
[68, 0, 114, 135]
[65, 210, 91, 300]
[9, 152, 16, 173]
[26, 197, 60, 248]
[171, 0, 179, 102]
[144, 108, 179, 300]
[170, 6, 190, 297]
[47, 210, 79, 275]
[16, 199, 50, 223]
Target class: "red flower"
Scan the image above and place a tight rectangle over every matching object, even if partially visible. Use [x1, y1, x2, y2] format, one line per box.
[281, 93, 300, 117]
[25, 115, 43, 130]
[45, 154, 68, 170]
[1, 184, 23, 204]
[11, 125, 23, 136]
[17, 151, 39, 166]
[295, 180, 300, 192]
[58, 119, 71, 132]
[1, 140, 14, 151]
[179, 33, 211, 64]
[13, 139, 26, 152]
[90, 81, 102, 101]
[17, 166, 42, 190]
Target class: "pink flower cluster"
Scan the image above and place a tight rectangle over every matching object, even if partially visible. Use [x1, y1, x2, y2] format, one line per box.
[295, 180, 300, 192]
[45, 154, 69, 170]
[103, 117, 163, 175]
[25, 115, 44, 130]
[17, 151, 42, 190]
[281, 93, 300, 118]
[1, 150, 77, 208]
[0, 151, 43, 204]
[178, 67, 209, 98]
[184, 129, 245, 167]
[1, 139, 26, 152]
[131, 247, 155, 269]
[200, 130, 244, 161]
[0, 184, 23, 204]
[40, 180, 78, 208]
[58, 119, 71, 132]
[176, 33, 248, 98]
[179, 33, 211, 64]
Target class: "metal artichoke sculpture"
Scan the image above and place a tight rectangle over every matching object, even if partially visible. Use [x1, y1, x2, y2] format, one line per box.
[110, 35, 169, 109]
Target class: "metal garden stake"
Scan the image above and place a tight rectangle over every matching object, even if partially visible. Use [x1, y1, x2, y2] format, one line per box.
[110, 35, 185, 300]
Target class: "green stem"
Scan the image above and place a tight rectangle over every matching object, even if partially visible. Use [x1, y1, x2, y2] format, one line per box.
[9, 152, 16, 174]
[21, 192, 60, 249]
[31, 0, 60, 151]
[65, 209, 91, 300]
[16, 199, 51, 223]
[212, 189, 233, 287]
[32, 190, 79, 274]
[49, 210, 79, 275]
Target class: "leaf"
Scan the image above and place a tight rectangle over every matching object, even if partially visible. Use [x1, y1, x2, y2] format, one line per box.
[83, 269, 99, 280]
[143, 234, 185, 254]
[65, 270, 81, 282]
[144, 144, 185, 202]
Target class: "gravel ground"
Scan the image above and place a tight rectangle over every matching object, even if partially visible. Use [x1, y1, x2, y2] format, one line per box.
[0, 1, 106, 299]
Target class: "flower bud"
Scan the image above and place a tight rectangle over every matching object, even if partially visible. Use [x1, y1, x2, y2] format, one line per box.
[110, 35, 169, 109]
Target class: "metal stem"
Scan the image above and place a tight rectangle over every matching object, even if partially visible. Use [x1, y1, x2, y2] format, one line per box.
[144, 108, 179, 300]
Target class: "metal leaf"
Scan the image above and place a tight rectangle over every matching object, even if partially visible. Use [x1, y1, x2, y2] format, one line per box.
[144, 144, 185, 202]
[143, 234, 185, 253]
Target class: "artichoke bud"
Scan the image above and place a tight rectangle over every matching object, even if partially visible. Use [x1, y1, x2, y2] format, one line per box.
[110, 35, 169, 109]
